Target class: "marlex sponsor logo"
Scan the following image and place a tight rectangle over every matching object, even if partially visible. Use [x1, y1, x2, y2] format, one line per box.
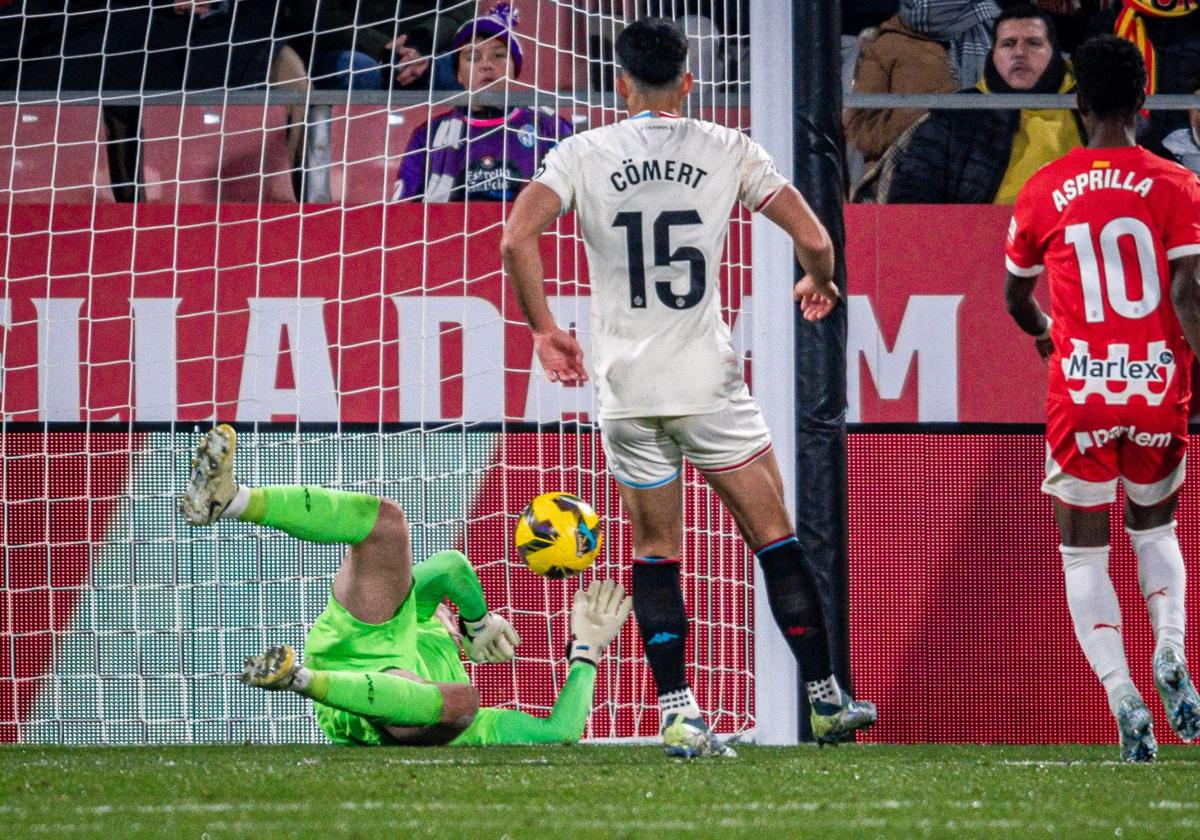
[1062, 340, 1175, 406]
[1064, 351, 1169, 383]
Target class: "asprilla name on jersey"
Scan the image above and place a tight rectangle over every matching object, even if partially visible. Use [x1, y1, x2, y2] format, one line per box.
[1051, 167, 1153, 212]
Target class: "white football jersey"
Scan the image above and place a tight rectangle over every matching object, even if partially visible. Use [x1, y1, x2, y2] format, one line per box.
[534, 112, 788, 419]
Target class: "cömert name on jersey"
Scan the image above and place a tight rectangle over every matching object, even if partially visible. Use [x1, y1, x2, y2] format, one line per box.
[609, 158, 710, 192]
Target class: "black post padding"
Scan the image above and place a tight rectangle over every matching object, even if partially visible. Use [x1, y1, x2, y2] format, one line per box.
[791, 0, 851, 741]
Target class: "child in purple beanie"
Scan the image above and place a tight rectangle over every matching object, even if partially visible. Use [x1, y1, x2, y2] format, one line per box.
[394, 3, 573, 202]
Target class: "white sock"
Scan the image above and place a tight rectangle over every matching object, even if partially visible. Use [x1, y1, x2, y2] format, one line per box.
[222, 484, 251, 519]
[1100, 671, 1140, 714]
[658, 687, 701, 727]
[1127, 521, 1187, 654]
[290, 666, 311, 693]
[806, 674, 842, 707]
[1061, 544, 1134, 715]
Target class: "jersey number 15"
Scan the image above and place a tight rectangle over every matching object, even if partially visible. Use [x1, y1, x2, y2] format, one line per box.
[612, 210, 706, 310]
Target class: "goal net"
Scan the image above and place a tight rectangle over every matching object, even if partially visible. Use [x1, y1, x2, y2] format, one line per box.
[1, 0, 756, 743]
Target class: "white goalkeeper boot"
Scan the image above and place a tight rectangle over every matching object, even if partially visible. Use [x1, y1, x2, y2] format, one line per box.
[180, 424, 239, 525]
[662, 713, 737, 759]
[240, 644, 301, 691]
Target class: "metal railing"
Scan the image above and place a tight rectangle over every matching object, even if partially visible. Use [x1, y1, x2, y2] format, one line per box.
[1, 90, 1193, 109]
[844, 92, 1198, 111]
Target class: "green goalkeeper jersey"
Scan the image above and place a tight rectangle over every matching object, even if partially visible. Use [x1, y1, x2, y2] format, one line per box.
[304, 549, 484, 745]
[238, 485, 593, 747]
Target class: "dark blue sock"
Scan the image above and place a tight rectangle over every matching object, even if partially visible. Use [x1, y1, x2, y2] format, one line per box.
[632, 558, 689, 696]
[756, 536, 833, 683]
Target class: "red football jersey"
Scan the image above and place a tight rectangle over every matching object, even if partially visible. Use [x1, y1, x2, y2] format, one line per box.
[1006, 145, 1200, 408]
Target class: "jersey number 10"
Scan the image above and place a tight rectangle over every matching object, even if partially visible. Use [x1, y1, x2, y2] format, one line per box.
[1065, 217, 1162, 323]
[612, 210, 707, 310]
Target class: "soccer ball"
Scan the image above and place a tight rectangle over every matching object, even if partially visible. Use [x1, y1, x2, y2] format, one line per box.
[514, 492, 603, 578]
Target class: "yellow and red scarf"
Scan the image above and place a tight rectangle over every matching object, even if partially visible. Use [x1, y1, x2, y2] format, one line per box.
[1114, 0, 1199, 94]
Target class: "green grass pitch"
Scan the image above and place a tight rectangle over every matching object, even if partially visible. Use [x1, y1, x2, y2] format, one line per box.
[2, 744, 1199, 838]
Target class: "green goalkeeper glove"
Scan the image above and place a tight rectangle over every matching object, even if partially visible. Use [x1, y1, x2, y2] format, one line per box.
[568, 579, 633, 666]
[462, 612, 520, 664]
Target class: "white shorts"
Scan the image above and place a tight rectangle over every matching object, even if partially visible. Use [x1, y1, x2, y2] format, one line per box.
[1043, 444, 1187, 508]
[600, 387, 773, 488]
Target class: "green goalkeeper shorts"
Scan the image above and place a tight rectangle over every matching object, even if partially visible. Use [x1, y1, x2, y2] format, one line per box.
[304, 592, 469, 745]
[414, 621, 470, 685]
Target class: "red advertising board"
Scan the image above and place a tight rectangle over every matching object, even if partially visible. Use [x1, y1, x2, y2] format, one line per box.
[845, 204, 1050, 423]
[2, 204, 1046, 424]
[0, 204, 749, 424]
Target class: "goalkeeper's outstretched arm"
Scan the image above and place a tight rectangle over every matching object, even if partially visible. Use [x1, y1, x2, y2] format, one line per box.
[412, 550, 521, 664]
[450, 580, 632, 746]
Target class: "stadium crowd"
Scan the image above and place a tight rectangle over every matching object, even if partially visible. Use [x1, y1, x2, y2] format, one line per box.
[845, 0, 1200, 201]
[0, 1, 1198, 203]
[0, 1, 751, 202]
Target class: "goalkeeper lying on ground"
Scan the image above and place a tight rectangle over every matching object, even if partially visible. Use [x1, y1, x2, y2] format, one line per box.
[180, 424, 632, 747]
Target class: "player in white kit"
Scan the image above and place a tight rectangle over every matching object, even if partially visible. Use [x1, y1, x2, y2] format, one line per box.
[502, 18, 875, 756]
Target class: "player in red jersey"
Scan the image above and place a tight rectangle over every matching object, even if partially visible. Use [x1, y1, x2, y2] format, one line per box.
[1005, 35, 1200, 762]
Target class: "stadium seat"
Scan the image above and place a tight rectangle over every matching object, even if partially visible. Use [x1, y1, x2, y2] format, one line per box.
[328, 104, 427, 205]
[140, 105, 296, 203]
[0, 105, 114, 204]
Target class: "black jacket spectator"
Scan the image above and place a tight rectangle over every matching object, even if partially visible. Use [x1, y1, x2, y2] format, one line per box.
[2, 1, 154, 92]
[6, 1, 292, 92]
[288, 0, 472, 70]
[888, 43, 1081, 203]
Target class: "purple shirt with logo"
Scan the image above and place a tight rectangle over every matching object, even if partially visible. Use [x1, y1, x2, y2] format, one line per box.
[395, 107, 573, 202]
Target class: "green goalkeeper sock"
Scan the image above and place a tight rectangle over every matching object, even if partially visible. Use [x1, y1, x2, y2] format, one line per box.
[240, 486, 381, 544]
[451, 661, 598, 746]
[303, 669, 444, 728]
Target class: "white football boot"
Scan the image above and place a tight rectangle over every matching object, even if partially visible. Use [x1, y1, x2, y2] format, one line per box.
[810, 693, 878, 746]
[1115, 693, 1157, 763]
[240, 644, 300, 691]
[180, 424, 239, 525]
[661, 713, 737, 758]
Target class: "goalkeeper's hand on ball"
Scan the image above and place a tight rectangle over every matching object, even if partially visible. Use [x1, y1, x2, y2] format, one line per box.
[462, 612, 520, 663]
[568, 579, 633, 666]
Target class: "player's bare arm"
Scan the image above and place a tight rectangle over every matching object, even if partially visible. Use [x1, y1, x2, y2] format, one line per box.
[501, 181, 588, 383]
[1169, 254, 1200, 355]
[1004, 271, 1054, 362]
[380, 675, 480, 746]
[760, 185, 839, 321]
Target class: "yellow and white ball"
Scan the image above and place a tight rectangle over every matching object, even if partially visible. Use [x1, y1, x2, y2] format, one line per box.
[514, 492, 603, 578]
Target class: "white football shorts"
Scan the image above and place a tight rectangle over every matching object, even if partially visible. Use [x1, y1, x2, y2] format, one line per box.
[600, 386, 773, 488]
